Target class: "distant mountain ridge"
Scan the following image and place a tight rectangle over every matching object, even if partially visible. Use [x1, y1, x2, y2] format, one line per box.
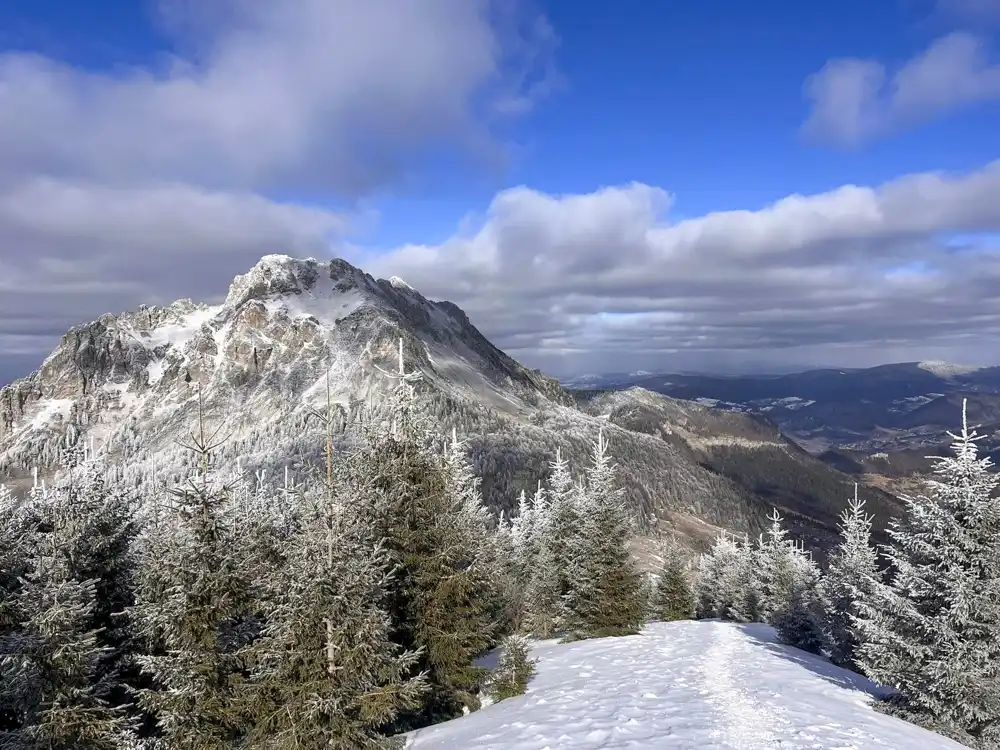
[1, 255, 902, 559]
[562, 361, 1000, 479]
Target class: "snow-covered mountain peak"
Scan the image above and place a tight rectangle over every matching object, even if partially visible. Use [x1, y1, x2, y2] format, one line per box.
[223, 254, 325, 309]
[0, 254, 904, 564]
[0, 255, 572, 483]
[388, 275, 413, 290]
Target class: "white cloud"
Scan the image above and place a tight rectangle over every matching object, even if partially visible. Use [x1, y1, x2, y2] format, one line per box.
[367, 160, 1000, 374]
[0, 178, 349, 375]
[0, 0, 560, 384]
[803, 33, 1000, 145]
[4, 0, 1000, 382]
[4, 164, 1000, 380]
[0, 0, 555, 193]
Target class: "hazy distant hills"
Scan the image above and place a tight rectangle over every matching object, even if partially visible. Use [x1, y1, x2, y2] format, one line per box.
[561, 361, 1000, 485]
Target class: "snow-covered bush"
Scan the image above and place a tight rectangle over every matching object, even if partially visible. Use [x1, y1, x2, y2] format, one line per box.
[483, 635, 537, 703]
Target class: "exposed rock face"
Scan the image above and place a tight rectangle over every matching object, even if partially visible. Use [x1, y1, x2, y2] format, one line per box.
[0, 255, 574, 479]
[0, 255, 897, 555]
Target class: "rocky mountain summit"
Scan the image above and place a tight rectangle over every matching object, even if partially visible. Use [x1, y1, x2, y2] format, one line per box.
[0, 255, 900, 556]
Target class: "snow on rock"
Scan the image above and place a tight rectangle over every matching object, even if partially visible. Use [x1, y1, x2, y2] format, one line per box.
[28, 399, 74, 429]
[404, 620, 967, 750]
[389, 275, 413, 290]
[0, 255, 571, 494]
[918, 360, 984, 379]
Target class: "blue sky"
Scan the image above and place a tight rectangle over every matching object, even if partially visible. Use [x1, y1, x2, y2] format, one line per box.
[3, 0, 996, 240]
[0, 0, 999, 379]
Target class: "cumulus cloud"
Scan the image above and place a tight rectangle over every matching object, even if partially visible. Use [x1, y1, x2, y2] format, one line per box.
[0, 0, 557, 192]
[803, 33, 1000, 145]
[366, 161, 1000, 374]
[4, 163, 1000, 381]
[4, 0, 1000, 383]
[0, 178, 351, 382]
[0, 0, 558, 384]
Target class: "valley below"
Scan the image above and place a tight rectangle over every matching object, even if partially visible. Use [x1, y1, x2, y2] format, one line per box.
[563, 361, 1000, 500]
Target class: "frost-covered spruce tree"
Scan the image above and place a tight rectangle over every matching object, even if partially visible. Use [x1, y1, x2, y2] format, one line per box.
[230, 467, 301, 610]
[243, 406, 426, 749]
[649, 534, 695, 622]
[771, 549, 825, 655]
[725, 535, 764, 624]
[693, 533, 752, 620]
[756, 509, 799, 621]
[441, 427, 512, 637]
[563, 431, 645, 639]
[544, 447, 582, 629]
[509, 482, 562, 638]
[0, 483, 33, 737]
[482, 634, 536, 703]
[347, 341, 502, 731]
[498, 488, 536, 631]
[693, 535, 731, 619]
[756, 509, 824, 651]
[820, 484, 881, 671]
[852, 400, 1000, 743]
[127, 408, 257, 749]
[521, 501, 562, 638]
[0, 450, 137, 749]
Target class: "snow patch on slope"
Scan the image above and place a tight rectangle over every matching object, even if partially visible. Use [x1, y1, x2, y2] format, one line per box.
[29, 399, 74, 429]
[404, 620, 966, 750]
[138, 305, 218, 349]
[263, 287, 363, 324]
[389, 275, 413, 290]
[918, 360, 984, 379]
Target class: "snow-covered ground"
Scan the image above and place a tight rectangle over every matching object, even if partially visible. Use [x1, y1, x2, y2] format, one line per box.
[404, 620, 967, 750]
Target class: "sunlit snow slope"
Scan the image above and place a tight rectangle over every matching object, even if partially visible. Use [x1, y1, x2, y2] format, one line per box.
[405, 620, 967, 750]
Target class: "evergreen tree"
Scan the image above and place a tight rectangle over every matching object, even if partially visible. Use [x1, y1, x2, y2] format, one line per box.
[755, 509, 824, 651]
[563, 431, 645, 639]
[511, 482, 563, 638]
[756, 510, 798, 622]
[544, 448, 581, 629]
[347, 342, 503, 731]
[1, 452, 137, 749]
[440, 428, 512, 640]
[1, 484, 33, 738]
[244, 483, 426, 748]
[852, 400, 1000, 742]
[771, 566, 825, 655]
[651, 535, 695, 622]
[725, 535, 764, 624]
[521, 511, 562, 638]
[693, 534, 745, 620]
[127, 413, 257, 749]
[482, 635, 536, 703]
[820, 484, 881, 671]
[693, 536, 725, 620]
[497, 488, 536, 632]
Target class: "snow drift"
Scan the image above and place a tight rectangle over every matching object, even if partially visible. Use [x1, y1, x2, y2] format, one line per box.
[405, 620, 967, 750]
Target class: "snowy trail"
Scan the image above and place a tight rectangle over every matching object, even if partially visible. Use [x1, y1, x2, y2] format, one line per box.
[404, 620, 969, 750]
[698, 620, 788, 748]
